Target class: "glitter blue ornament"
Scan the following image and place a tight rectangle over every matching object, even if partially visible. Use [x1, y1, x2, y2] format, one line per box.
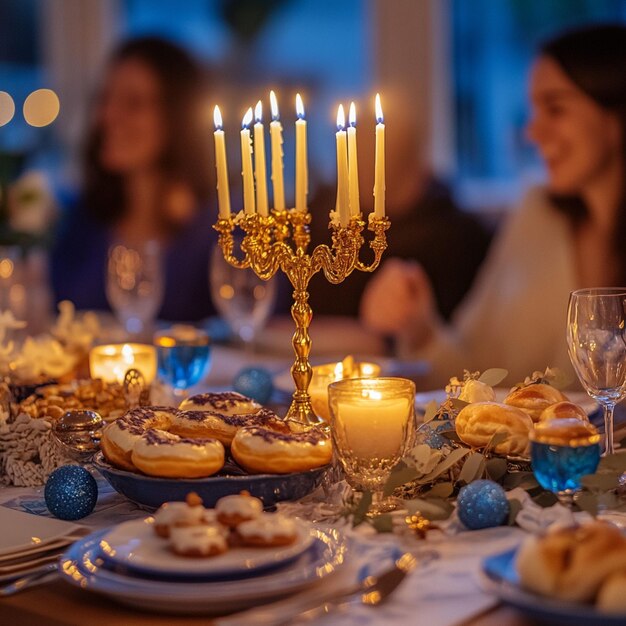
[233, 366, 274, 404]
[457, 479, 509, 530]
[45, 466, 98, 521]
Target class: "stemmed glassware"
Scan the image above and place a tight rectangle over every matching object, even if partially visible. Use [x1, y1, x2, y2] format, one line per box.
[566, 288, 626, 455]
[328, 377, 416, 514]
[106, 241, 164, 338]
[209, 245, 277, 350]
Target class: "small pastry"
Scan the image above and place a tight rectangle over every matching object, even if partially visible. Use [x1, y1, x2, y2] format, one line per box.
[153, 492, 205, 538]
[504, 383, 568, 422]
[538, 401, 589, 423]
[169, 524, 228, 558]
[236, 513, 297, 547]
[215, 491, 263, 528]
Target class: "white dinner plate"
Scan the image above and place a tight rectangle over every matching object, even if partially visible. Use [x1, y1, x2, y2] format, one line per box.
[100, 517, 314, 579]
[0, 507, 83, 558]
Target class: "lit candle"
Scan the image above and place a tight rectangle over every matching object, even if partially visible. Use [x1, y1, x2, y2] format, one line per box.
[269, 91, 286, 211]
[89, 343, 157, 385]
[347, 102, 360, 217]
[335, 104, 349, 227]
[295, 93, 308, 212]
[374, 94, 385, 218]
[240, 107, 255, 215]
[253, 101, 269, 217]
[213, 106, 231, 219]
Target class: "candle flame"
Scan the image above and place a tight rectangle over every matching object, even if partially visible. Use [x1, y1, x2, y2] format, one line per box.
[242, 107, 253, 128]
[270, 90, 279, 121]
[375, 93, 383, 124]
[295, 93, 305, 119]
[254, 100, 263, 123]
[121, 343, 134, 364]
[334, 361, 344, 380]
[214, 105, 223, 130]
[349, 101, 356, 127]
[336, 104, 345, 130]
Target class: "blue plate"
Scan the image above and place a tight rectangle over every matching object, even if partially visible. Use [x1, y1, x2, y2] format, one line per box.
[482, 549, 626, 625]
[92, 452, 329, 509]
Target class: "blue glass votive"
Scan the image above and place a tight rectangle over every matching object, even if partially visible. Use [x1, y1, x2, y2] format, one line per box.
[530, 418, 601, 494]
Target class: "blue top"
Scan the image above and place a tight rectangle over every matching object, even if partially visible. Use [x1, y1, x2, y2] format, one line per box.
[50, 203, 218, 322]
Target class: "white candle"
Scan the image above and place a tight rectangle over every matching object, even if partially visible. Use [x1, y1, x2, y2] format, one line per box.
[269, 91, 286, 211]
[295, 93, 308, 212]
[253, 100, 269, 217]
[89, 343, 157, 385]
[347, 102, 360, 217]
[240, 107, 255, 215]
[374, 94, 385, 218]
[335, 105, 349, 227]
[336, 392, 411, 459]
[213, 106, 231, 219]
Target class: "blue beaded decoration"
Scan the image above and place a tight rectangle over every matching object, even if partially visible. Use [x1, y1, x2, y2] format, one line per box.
[233, 366, 274, 404]
[44, 466, 98, 521]
[457, 479, 509, 530]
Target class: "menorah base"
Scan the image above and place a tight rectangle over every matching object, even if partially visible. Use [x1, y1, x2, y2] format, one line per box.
[285, 392, 326, 427]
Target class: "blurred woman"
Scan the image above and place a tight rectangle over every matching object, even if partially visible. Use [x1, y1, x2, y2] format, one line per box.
[51, 36, 217, 322]
[361, 24, 626, 386]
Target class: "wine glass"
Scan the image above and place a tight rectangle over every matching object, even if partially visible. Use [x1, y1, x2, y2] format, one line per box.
[567, 288, 626, 455]
[106, 241, 164, 338]
[209, 245, 277, 350]
[328, 377, 416, 514]
[154, 325, 211, 400]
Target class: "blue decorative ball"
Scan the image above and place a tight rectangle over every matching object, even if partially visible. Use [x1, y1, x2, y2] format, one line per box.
[45, 466, 98, 521]
[233, 366, 274, 404]
[457, 479, 509, 530]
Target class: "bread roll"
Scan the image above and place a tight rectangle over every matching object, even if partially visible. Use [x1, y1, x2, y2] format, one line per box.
[597, 571, 626, 613]
[516, 522, 626, 603]
[455, 401, 533, 456]
[504, 383, 568, 422]
[538, 401, 589, 423]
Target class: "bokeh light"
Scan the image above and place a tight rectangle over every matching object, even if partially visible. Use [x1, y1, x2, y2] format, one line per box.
[0, 92, 15, 127]
[23, 89, 60, 127]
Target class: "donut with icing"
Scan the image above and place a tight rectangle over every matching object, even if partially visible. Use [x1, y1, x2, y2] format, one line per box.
[235, 513, 297, 547]
[231, 424, 332, 474]
[215, 491, 263, 528]
[131, 429, 225, 478]
[178, 391, 261, 415]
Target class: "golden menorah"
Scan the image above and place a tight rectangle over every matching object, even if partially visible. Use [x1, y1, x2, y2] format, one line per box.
[214, 209, 390, 426]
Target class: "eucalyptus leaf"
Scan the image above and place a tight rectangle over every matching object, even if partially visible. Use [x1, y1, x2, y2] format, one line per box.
[405, 497, 454, 521]
[352, 491, 372, 525]
[423, 400, 439, 424]
[441, 431, 462, 443]
[421, 447, 471, 483]
[502, 471, 538, 491]
[423, 482, 454, 499]
[531, 490, 558, 508]
[484, 431, 509, 453]
[580, 473, 621, 492]
[486, 458, 508, 482]
[598, 454, 626, 473]
[478, 368, 508, 387]
[383, 465, 420, 497]
[458, 452, 486, 484]
[450, 398, 469, 411]
[575, 492, 598, 517]
[371, 514, 394, 533]
[507, 499, 523, 526]
[544, 368, 573, 390]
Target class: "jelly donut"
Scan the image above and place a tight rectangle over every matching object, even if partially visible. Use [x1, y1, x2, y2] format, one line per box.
[101, 406, 179, 471]
[231, 425, 332, 474]
[178, 391, 261, 415]
[131, 429, 225, 478]
[170, 524, 228, 558]
[215, 491, 263, 528]
[236, 513, 297, 547]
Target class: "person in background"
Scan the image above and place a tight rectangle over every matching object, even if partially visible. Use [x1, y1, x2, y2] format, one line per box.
[307, 96, 491, 322]
[51, 36, 217, 322]
[361, 24, 626, 386]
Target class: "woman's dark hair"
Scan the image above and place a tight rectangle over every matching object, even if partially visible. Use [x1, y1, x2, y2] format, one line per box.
[540, 24, 626, 283]
[83, 36, 213, 227]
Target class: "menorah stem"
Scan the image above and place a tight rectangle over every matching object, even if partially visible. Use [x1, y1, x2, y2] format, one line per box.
[285, 288, 324, 426]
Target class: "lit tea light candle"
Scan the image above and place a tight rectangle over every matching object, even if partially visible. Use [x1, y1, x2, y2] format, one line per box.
[374, 93, 385, 218]
[269, 90, 286, 211]
[253, 100, 269, 217]
[335, 104, 349, 227]
[295, 93, 307, 212]
[89, 343, 157, 384]
[347, 102, 360, 217]
[213, 105, 231, 219]
[241, 107, 255, 215]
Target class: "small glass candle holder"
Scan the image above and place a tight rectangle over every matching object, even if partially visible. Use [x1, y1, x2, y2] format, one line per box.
[89, 343, 157, 385]
[530, 417, 601, 507]
[328, 377, 415, 513]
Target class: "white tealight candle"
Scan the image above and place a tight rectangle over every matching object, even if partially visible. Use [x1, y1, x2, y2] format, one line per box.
[347, 101, 360, 217]
[240, 107, 255, 215]
[295, 93, 308, 212]
[269, 91, 286, 211]
[374, 94, 385, 219]
[335, 104, 349, 227]
[213, 106, 231, 219]
[253, 100, 269, 217]
[89, 343, 157, 385]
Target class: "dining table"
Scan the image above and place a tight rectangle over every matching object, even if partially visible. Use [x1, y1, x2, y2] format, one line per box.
[0, 321, 623, 626]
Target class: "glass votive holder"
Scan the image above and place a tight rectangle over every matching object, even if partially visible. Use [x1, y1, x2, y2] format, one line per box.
[308, 356, 381, 422]
[328, 377, 415, 512]
[530, 417, 601, 506]
[89, 343, 157, 385]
